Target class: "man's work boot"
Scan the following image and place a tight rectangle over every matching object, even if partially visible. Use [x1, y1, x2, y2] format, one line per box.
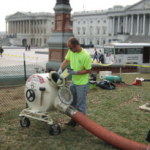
[65, 119, 76, 127]
[72, 124, 83, 131]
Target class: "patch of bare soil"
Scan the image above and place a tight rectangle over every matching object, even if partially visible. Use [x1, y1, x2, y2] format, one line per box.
[0, 86, 26, 113]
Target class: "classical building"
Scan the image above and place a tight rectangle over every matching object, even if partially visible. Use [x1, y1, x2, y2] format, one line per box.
[5, 0, 150, 47]
[72, 0, 150, 47]
[5, 12, 54, 46]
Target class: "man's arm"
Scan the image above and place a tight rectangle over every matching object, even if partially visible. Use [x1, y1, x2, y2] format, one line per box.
[60, 59, 70, 70]
[77, 69, 91, 75]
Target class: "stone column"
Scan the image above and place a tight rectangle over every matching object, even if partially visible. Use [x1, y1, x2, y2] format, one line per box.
[6, 21, 7, 34]
[32, 21, 34, 34]
[29, 20, 31, 34]
[136, 14, 139, 35]
[112, 16, 115, 36]
[39, 20, 41, 34]
[130, 15, 134, 35]
[125, 15, 128, 33]
[118, 16, 120, 33]
[149, 14, 150, 35]
[107, 17, 110, 35]
[16, 21, 17, 33]
[17, 21, 18, 33]
[24, 20, 26, 34]
[10, 22, 12, 34]
[23, 21, 24, 34]
[86, 19, 89, 36]
[8, 22, 10, 34]
[42, 20, 44, 34]
[20, 20, 22, 33]
[25, 20, 28, 34]
[28, 20, 29, 33]
[142, 14, 145, 35]
[110, 17, 112, 34]
[36, 20, 38, 34]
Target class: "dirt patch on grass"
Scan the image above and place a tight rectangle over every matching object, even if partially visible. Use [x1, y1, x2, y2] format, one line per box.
[0, 86, 26, 113]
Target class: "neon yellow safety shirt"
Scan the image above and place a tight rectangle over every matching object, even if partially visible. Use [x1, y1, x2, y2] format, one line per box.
[65, 48, 92, 85]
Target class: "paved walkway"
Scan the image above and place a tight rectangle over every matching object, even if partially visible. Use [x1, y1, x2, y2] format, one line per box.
[0, 48, 48, 68]
[0, 48, 97, 68]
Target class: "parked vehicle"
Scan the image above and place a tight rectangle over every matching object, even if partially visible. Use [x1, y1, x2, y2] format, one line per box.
[80, 44, 88, 48]
[80, 44, 94, 48]
[87, 44, 94, 48]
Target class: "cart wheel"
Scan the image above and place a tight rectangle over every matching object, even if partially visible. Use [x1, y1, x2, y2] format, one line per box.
[49, 125, 61, 135]
[20, 117, 30, 127]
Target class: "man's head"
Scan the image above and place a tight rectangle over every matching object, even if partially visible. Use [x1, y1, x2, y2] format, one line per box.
[67, 37, 81, 53]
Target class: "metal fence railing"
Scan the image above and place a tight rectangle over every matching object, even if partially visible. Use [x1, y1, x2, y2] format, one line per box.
[0, 64, 45, 116]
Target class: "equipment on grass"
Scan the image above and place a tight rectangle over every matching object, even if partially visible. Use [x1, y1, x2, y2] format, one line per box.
[105, 75, 122, 83]
[19, 70, 147, 150]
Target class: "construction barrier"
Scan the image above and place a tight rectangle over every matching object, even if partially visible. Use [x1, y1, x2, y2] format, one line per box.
[3, 54, 38, 59]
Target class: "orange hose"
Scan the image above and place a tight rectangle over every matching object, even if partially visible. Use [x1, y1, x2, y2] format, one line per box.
[72, 111, 147, 150]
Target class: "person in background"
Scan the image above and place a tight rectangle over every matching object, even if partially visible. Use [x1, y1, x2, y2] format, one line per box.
[93, 48, 98, 62]
[58, 37, 91, 131]
[28, 44, 30, 51]
[0, 46, 4, 57]
[98, 49, 103, 63]
[25, 44, 28, 51]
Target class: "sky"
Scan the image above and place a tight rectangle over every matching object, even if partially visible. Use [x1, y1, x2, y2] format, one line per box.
[0, 0, 141, 32]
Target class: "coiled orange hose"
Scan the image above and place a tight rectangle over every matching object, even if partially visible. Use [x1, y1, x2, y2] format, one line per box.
[72, 111, 147, 150]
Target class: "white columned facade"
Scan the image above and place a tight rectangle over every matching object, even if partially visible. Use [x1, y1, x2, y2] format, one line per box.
[136, 14, 139, 35]
[130, 15, 134, 35]
[142, 14, 145, 35]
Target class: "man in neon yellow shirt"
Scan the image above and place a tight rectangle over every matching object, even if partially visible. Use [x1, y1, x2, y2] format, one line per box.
[58, 37, 92, 131]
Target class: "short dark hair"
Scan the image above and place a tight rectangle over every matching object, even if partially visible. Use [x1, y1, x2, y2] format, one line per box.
[67, 37, 80, 46]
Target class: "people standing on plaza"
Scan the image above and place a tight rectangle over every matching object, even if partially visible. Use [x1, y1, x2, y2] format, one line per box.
[57, 37, 92, 131]
[25, 44, 28, 51]
[28, 44, 30, 51]
[0, 46, 4, 57]
[93, 48, 98, 62]
[98, 49, 103, 63]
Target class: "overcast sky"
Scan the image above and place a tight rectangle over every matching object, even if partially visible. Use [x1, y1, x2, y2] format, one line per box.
[0, 0, 140, 31]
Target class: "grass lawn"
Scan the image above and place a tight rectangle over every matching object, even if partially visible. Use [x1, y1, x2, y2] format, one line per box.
[0, 73, 150, 150]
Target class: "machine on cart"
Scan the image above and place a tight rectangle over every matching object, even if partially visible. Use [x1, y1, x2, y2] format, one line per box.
[19, 70, 75, 135]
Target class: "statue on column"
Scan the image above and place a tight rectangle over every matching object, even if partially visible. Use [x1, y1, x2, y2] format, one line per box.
[56, 0, 69, 5]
